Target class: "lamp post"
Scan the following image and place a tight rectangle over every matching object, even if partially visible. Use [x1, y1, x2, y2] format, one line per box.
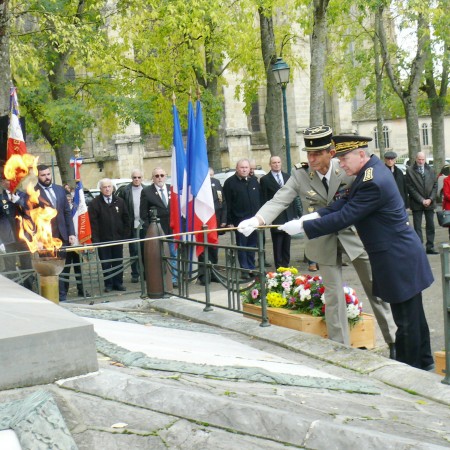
[272, 57, 291, 172]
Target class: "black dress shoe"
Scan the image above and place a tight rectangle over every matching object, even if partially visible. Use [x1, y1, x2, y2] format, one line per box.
[264, 261, 271, 268]
[114, 285, 126, 291]
[240, 272, 250, 280]
[423, 363, 435, 372]
[104, 287, 112, 293]
[131, 277, 139, 283]
[172, 282, 179, 288]
[426, 249, 439, 255]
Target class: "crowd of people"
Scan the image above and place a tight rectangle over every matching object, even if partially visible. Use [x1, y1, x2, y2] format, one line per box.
[0, 126, 446, 371]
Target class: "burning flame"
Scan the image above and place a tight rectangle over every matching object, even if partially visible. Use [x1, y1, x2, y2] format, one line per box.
[5, 154, 62, 254]
[4, 154, 38, 192]
[17, 182, 63, 254]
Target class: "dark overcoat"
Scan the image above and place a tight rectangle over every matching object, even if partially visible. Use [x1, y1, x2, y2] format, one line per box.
[303, 155, 433, 303]
[140, 184, 171, 235]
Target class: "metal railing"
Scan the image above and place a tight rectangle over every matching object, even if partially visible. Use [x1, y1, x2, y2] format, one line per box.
[440, 244, 450, 384]
[0, 228, 271, 327]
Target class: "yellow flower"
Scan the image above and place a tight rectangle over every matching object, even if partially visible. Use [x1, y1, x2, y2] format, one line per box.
[266, 292, 287, 308]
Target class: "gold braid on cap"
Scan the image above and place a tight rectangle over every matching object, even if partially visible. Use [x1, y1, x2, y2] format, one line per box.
[334, 140, 368, 152]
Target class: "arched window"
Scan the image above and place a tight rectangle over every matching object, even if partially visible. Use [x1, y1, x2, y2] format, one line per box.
[421, 123, 430, 146]
[374, 125, 390, 149]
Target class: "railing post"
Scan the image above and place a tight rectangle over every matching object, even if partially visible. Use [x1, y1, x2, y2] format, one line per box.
[202, 225, 213, 312]
[257, 228, 270, 327]
[441, 243, 450, 384]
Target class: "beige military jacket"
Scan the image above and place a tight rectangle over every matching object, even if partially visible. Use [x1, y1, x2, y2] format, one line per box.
[257, 159, 365, 265]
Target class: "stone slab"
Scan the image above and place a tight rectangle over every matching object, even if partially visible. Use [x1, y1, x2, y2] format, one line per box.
[0, 275, 98, 389]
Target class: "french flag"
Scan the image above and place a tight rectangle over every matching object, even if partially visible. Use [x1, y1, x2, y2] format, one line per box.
[169, 103, 186, 237]
[189, 100, 218, 255]
[7, 87, 27, 192]
[72, 180, 92, 245]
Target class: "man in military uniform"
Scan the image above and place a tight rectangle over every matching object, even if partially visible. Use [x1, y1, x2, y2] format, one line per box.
[278, 135, 433, 370]
[238, 126, 396, 351]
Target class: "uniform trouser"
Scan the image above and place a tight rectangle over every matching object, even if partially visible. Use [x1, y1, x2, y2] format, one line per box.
[319, 264, 351, 345]
[98, 244, 124, 288]
[351, 253, 396, 344]
[390, 292, 433, 369]
[235, 230, 257, 270]
[270, 229, 291, 269]
[412, 209, 435, 251]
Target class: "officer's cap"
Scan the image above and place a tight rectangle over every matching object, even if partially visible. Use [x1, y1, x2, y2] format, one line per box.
[302, 125, 333, 151]
[384, 151, 397, 159]
[332, 135, 373, 156]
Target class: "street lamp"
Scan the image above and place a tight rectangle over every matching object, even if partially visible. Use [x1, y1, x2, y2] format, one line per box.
[272, 57, 291, 172]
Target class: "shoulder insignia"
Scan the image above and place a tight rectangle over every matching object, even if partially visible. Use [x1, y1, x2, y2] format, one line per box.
[309, 171, 314, 179]
[294, 163, 302, 169]
[363, 168, 373, 182]
[335, 169, 340, 175]
[306, 190, 317, 197]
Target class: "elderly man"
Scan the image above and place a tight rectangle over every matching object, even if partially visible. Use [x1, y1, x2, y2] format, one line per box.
[140, 167, 177, 287]
[89, 178, 130, 293]
[237, 127, 396, 352]
[223, 159, 261, 278]
[118, 169, 145, 283]
[270, 135, 433, 370]
[406, 152, 438, 254]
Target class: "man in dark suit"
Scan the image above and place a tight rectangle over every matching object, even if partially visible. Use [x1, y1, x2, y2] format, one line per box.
[140, 167, 177, 286]
[35, 164, 75, 301]
[285, 136, 433, 371]
[406, 152, 438, 254]
[384, 151, 408, 208]
[117, 169, 146, 283]
[88, 178, 130, 293]
[260, 156, 298, 268]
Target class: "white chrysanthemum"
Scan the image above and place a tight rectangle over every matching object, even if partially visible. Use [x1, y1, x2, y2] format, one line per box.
[300, 289, 311, 301]
[347, 303, 360, 319]
[321, 294, 326, 304]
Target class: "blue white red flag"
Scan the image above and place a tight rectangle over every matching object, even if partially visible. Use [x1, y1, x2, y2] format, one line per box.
[169, 104, 186, 236]
[72, 180, 92, 245]
[190, 100, 218, 255]
[182, 100, 196, 231]
[7, 88, 28, 191]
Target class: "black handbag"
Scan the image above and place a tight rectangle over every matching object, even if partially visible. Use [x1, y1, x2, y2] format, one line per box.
[437, 210, 450, 227]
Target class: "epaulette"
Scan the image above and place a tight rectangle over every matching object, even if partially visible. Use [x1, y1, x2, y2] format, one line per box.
[294, 163, 302, 169]
[363, 168, 373, 182]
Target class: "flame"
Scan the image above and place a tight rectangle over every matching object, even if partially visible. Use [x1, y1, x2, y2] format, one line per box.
[4, 153, 38, 192]
[18, 182, 63, 254]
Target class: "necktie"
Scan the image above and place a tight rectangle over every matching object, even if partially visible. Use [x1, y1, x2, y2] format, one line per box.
[276, 173, 283, 187]
[107, 197, 111, 204]
[419, 166, 424, 176]
[160, 188, 168, 207]
[322, 177, 329, 193]
[46, 187, 57, 207]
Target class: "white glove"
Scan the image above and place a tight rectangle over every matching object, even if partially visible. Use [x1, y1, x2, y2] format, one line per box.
[0, 244, 5, 254]
[301, 212, 320, 222]
[237, 217, 260, 237]
[10, 193, 20, 204]
[278, 219, 304, 235]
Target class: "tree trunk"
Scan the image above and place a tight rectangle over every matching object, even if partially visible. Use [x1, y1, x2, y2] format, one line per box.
[54, 143, 74, 185]
[377, 7, 427, 160]
[374, 9, 385, 156]
[309, 0, 330, 127]
[259, 7, 283, 160]
[429, 100, 446, 170]
[0, 0, 11, 116]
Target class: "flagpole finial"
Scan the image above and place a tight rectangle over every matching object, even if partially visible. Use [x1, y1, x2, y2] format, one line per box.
[172, 92, 176, 105]
[196, 86, 201, 100]
[189, 87, 192, 100]
[74, 146, 81, 157]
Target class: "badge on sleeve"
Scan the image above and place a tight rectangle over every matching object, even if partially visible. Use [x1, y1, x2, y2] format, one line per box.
[363, 168, 373, 182]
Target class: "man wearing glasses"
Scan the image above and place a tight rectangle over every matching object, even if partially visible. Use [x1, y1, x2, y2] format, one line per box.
[140, 168, 178, 287]
[118, 169, 146, 283]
